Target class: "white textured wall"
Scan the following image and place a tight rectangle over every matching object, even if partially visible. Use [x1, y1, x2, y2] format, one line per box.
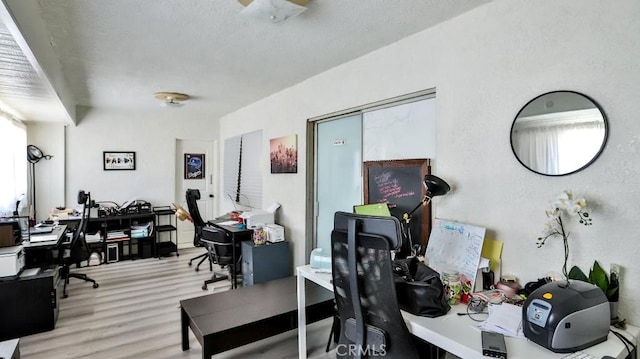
[220, 0, 640, 324]
[61, 107, 218, 208]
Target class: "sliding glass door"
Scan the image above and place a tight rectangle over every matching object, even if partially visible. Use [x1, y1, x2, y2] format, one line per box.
[314, 114, 362, 250]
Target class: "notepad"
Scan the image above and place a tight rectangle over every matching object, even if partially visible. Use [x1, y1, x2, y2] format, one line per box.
[480, 303, 524, 338]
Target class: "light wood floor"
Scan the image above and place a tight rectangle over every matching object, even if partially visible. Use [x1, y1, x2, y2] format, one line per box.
[19, 248, 336, 359]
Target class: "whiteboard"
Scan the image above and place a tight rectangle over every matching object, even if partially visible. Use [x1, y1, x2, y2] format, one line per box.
[362, 98, 436, 161]
[425, 219, 486, 290]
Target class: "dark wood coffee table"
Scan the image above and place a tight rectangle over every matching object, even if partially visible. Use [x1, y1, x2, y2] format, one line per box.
[180, 276, 334, 358]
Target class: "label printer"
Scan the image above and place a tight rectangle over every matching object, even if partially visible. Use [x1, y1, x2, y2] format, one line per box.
[522, 280, 610, 353]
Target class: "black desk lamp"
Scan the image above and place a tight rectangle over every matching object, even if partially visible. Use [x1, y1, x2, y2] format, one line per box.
[399, 174, 450, 258]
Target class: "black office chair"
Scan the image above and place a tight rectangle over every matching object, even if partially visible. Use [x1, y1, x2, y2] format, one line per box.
[58, 190, 99, 298]
[331, 211, 436, 359]
[200, 226, 239, 290]
[185, 189, 213, 272]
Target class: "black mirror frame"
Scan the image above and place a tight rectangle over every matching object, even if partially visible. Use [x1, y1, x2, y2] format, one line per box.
[510, 90, 609, 177]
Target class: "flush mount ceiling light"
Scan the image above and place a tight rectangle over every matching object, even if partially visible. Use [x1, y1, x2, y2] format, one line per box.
[237, 0, 308, 23]
[154, 92, 190, 108]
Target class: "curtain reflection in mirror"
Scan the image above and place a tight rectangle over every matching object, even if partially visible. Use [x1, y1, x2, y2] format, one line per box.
[512, 109, 605, 174]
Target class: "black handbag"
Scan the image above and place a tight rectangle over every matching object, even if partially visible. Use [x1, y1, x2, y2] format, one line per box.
[393, 257, 451, 317]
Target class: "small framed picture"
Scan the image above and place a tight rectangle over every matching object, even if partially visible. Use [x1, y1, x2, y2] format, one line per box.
[103, 151, 136, 171]
[270, 134, 297, 173]
[184, 153, 205, 179]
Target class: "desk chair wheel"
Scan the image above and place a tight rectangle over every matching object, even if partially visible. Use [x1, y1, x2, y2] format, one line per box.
[93, 283, 99, 289]
[202, 284, 208, 290]
[195, 267, 200, 272]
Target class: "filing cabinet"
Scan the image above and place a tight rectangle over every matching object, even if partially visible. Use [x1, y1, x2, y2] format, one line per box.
[241, 241, 290, 286]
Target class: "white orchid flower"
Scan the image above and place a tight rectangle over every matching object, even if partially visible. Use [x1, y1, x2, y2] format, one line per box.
[537, 190, 593, 279]
[543, 220, 557, 233]
[560, 190, 573, 200]
[574, 198, 587, 208]
[566, 203, 581, 215]
[546, 206, 560, 219]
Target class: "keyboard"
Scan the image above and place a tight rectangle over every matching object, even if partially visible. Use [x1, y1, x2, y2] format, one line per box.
[561, 351, 596, 359]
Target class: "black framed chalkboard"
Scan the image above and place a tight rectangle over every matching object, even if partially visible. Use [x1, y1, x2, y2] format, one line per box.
[363, 159, 432, 250]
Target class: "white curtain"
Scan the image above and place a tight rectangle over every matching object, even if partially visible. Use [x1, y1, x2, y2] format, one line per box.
[557, 122, 606, 173]
[0, 116, 27, 216]
[513, 126, 561, 174]
[513, 121, 605, 174]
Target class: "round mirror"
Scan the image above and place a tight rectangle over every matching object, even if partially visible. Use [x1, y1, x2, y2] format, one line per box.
[510, 91, 608, 176]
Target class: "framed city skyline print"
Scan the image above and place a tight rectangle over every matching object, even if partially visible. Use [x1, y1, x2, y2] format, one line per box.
[270, 134, 297, 173]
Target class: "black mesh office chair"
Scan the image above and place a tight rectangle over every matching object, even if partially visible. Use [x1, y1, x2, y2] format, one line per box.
[186, 189, 213, 272]
[58, 190, 99, 298]
[201, 226, 239, 290]
[331, 211, 435, 359]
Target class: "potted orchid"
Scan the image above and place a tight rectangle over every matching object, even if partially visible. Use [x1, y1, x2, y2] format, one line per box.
[536, 190, 592, 279]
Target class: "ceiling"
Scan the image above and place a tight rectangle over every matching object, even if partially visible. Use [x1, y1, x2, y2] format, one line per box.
[0, 0, 492, 125]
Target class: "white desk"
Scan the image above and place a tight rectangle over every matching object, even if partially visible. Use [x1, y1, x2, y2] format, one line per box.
[296, 264, 638, 359]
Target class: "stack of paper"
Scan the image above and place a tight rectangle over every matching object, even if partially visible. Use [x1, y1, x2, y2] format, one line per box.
[479, 303, 524, 338]
[130, 229, 148, 238]
[131, 222, 153, 237]
[86, 232, 102, 243]
[107, 230, 128, 241]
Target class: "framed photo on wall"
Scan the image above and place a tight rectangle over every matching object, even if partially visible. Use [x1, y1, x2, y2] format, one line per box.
[270, 134, 297, 173]
[103, 151, 136, 170]
[184, 153, 205, 179]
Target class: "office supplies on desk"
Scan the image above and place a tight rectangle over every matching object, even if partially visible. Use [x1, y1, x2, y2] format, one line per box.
[425, 219, 486, 291]
[29, 233, 60, 242]
[482, 330, 508, 359]
[523, 280, 609, 353]
[309, 248, 331, 272]
[264, 223, 284, 243]
[480, 302, 523, 338]
[218, 220, 240, 226]
[20, 267, 40, 277]
[353, 203, 391, 216]
[30, 225, 54, 234]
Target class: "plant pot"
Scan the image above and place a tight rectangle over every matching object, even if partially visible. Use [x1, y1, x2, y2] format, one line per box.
[609, 301, 619, 324]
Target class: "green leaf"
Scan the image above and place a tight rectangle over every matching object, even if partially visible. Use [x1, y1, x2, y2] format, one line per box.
[589, 261, 609, 293]
[568, 266, 588, 282]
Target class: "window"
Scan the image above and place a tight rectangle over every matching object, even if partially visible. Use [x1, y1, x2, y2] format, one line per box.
[223, 130, 263, 210]
[0, 115, 27, 216]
